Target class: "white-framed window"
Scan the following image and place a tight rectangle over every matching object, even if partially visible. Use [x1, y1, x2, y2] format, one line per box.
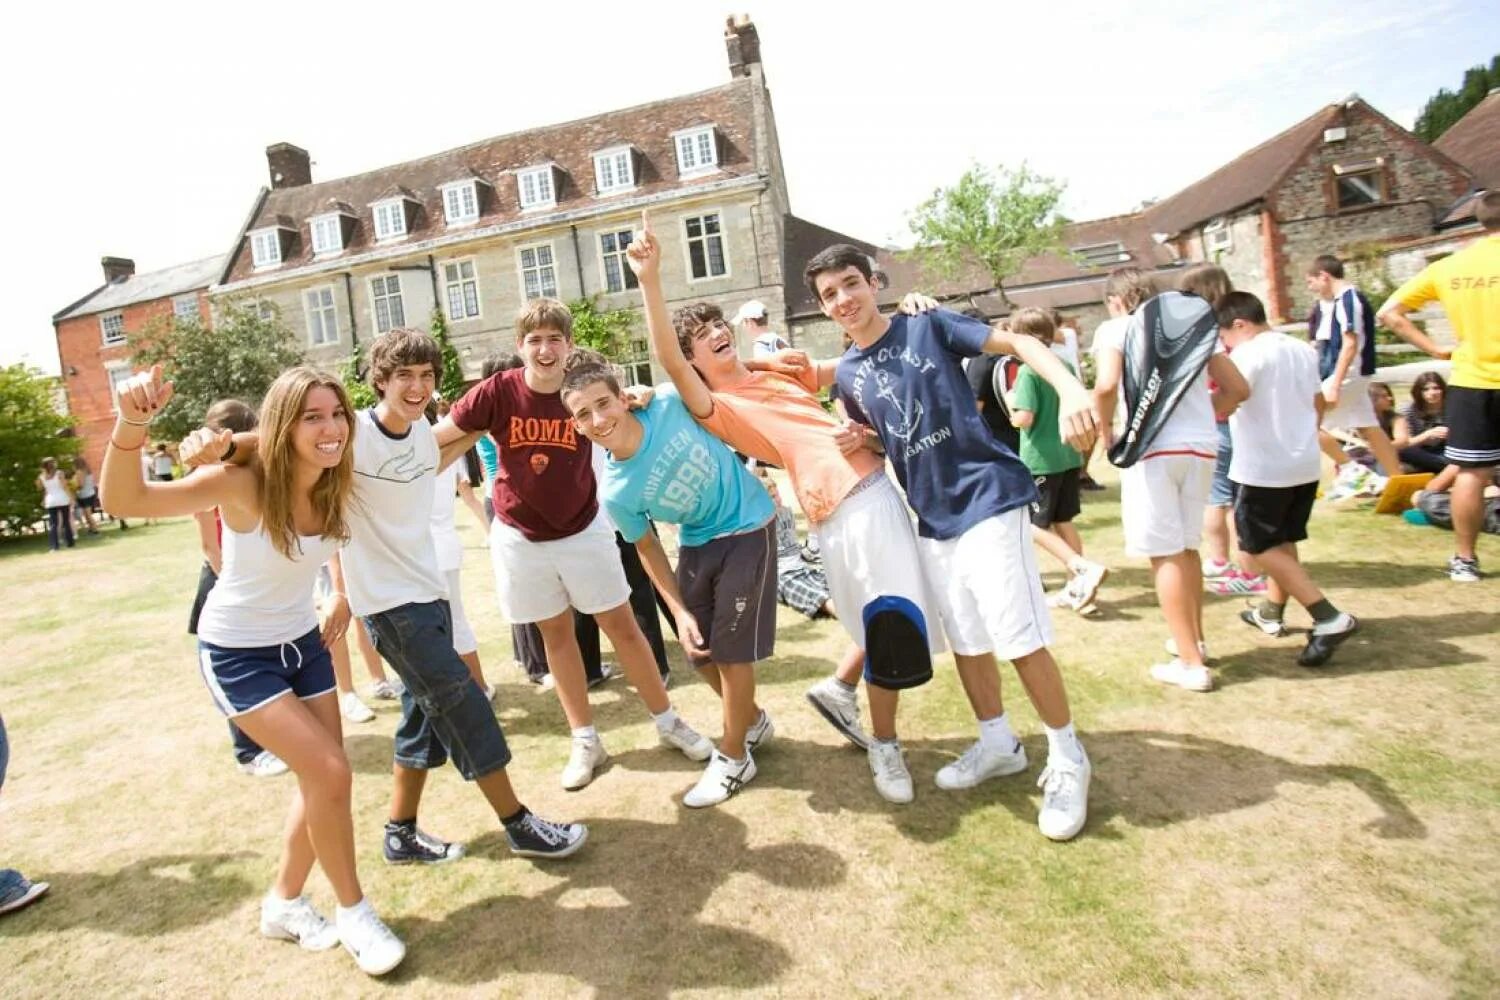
[310, 213, 344, 255]
[674, 126, 718, 176]
[303, 286, 339, 346]
[517, 243, 558, 300]
[249, 227, 282, 268]
[372, 199, 408, 240]
[441, 181, 480, 225]
[172, 294, 199, 323]
[683, 212, 728, 280]
[443, 259, 482, 321]
[593, 147, 634, 194]
[517, 166, 555, 211]
[599, 228, 638, 293]
[105, 362, 133, 413]
[622, 338, 652, 387]
[99, 311, 126, 346]
[1203, 218, 1232, 255]
[1071, 241, 1132, 268]
[369, 274, 405, 333]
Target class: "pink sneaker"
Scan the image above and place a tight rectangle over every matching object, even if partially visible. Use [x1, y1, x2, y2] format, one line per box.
[1203, 559, 1235, 582]
[1209, 570, 1268, 595]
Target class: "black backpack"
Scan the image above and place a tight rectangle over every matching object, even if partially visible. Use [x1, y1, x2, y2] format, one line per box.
[1108, 290, 1220, 468]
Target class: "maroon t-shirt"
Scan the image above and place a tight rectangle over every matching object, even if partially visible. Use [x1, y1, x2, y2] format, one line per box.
[450, 368, 597, 541]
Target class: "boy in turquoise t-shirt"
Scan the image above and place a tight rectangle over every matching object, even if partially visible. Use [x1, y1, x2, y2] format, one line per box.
[560, 352, 777, 808]
[1008, 308, 1108, 612]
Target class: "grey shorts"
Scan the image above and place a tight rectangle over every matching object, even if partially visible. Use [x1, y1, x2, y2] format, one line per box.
[677, 520, 777, 666]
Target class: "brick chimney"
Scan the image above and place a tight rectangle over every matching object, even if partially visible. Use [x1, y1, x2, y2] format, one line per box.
[101, 256, 135, 284]
[266, 142, 312, 189]
[725, 15, 761, 78]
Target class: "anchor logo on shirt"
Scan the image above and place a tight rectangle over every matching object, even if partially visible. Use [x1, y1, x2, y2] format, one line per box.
[530, 454, 550, 475]
[872, 368, 923, 441]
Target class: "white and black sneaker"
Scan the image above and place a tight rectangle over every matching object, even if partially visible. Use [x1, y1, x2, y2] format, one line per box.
[383, 821, 465, 865]
[1239, 605, 1287, 637]
[684, 750, 757, 808]
[504, 810, 589, 859]
[805, 677, 870, 750]
[746, 709, 775, 753]
[336, 899, 406, 976]
[1448, 555, 1481, 583]
[259, 893, 339, 951]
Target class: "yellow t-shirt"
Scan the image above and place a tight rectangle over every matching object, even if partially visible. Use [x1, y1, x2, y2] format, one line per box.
[1391, 234, 1500, 389]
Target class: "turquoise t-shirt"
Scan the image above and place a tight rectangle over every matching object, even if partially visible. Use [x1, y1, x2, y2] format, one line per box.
[600, 385, 773, 547]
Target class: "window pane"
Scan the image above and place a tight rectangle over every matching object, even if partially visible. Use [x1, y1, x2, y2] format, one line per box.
[689, 240, 706, 279]
[604, 255, 623, 293]
[541, 266, 557, 298]
[707, 235, 725, 276]
[462, 282, 478, 316]
[601, 232, 618, 253]
[538, 245, 553, 266]
[444, 263, 459, 282]
[704, 213, 720, 235]
[524, 270, 540, 299]
[460, 260, 474, 279]
[1337, 172, 1381, 209]
[390, 296, 404, 327]
[447, 285, 463, 318]
[697, 132, 713, 163]
[520, 247, 536, 268]
[685, 216, 702, 238]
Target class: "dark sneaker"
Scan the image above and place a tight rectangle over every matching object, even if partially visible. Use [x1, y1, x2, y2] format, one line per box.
[383, 822, 465, 865]
[1298, 613, 1358, 667]
[0, 871, 49, 916]
[505, 811, 588, 859]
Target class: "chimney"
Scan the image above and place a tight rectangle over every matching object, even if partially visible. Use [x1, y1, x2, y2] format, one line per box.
[101, 257, 135, 284]
[725, 15, 761, 78]
[266, 142, 312, 189]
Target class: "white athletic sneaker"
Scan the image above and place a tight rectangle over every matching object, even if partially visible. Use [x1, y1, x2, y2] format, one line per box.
[657, 717, 713, 762]
[1046, 588, 1077, 609]
[1163, 637, 1211, 662]
[238, 751, 289, 778]
[561, 735, 608, 790]
[482, 683, 498, 703]
[868, 740, 914, 804]
[805, 677, 870, 750]
[745, 709, 776, 752]
[368, 678, 402, 700]
[934, 739, 1029, 790]
[337, 900, 406, 976]
[683, 750, 758, 808]
[340, 691, 376, 723]
[539, 674, 557, 692]
[1037, 753, 1091, 841]
[1149, 659, 1214, 692]
[259, 894, 339, 951]
[1070, 560, 1108, 608]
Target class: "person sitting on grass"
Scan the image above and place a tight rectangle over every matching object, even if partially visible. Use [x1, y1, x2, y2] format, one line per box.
[760, 469, 838, 621]
[1392, 373, 1450, 475]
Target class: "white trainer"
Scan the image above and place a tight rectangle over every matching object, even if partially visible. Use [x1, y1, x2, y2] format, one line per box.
[368, 678, 402, 700]
[657, 717, 713, 761]
[1070, 560, 1109, 608]
[1163, 637, 1211, 662]
[337, 900, 406, 976]
[805, 677, 870, 750]
[745, 709, 775, 753]
[340, 691, 376, 723]
[259, 894, 339, 951]
[1149, 659, 1214, 692]
[561, 735, 608, 790]
[868, 740, 914, 804]
[683, 750, 758, 808]
[238, 750, 289, 778]
[934, 739, 1029, 790]
[1037, 752, 1091, 842]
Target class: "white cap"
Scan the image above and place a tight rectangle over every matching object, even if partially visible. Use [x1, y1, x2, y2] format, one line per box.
[732, 299, 768, 324]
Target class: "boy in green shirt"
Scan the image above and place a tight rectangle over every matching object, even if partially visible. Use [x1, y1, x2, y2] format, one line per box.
[1008, 308, 1108, 612]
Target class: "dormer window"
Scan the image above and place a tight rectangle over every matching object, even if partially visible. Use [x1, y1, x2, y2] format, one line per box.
[517, 166, 556, 211]
[593, 147, 636, 195]
[249, 227, 284, 269]
[441, 180, 481, 225]
[310, 213, 345, 256]
[1071, 241, 1131, 268]
[372, 198, 409, 241]
[673, 125, 719, 177]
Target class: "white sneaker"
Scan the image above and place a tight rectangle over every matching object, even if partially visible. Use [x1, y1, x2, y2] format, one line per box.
[683, 750, 757, 808]
[238, 751, 289, 778]
[745, 710, 775, 753]
[340, 691, 376, 723]
[482, 683, 497, 703]
[1070, 560, 1108, 608]
[805, 677, 870, 750]
[1046, 588, 1078, 609]
[539, 674, 556, 692]
[1163, 637, 1211, 662]
[1149, 659, 1214, 692]
[368, 678, 402, 700]
[561, 735, 608, 790]
[934, 739, 1029, 790]
[1037, 753, 1091, 842]
[587, 663, 617, 689]
[259, 894, 339, 951]
[868, 740, 914, 804]
[336, 900, 406, 976]
[657, 716, 713, 762]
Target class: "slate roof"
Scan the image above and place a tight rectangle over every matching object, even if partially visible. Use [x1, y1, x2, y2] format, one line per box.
[1434, 89, 1500, 189]
[54, 255, 226, 322]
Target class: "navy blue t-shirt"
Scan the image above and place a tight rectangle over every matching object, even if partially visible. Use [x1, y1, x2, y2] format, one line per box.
[835, 310, 1038, 540]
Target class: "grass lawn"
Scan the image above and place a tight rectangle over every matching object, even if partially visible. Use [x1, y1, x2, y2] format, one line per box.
[0, 480, 1496, 998]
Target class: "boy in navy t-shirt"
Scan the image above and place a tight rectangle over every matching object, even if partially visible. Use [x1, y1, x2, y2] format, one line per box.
[806, 244, 1099, 842]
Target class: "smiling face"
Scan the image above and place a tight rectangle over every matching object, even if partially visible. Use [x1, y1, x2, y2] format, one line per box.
[519, 326, 572, 391]
[815, 265, 882, 336]
[563, 378, 640, 458]
[686, 316, 739, 377]
[290, 384, 351, 472]
[376, 362, 436, 425]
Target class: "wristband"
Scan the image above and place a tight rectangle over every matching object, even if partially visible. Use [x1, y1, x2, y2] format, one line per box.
[109, 437, 145, 451]
[221, 439, 238, 463]
[118, 414, 152, 427]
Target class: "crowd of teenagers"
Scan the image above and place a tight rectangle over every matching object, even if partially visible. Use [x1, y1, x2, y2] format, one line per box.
[3, 197, 1490, 971]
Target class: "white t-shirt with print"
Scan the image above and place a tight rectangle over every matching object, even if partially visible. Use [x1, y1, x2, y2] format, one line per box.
[1094, 311, 1222, 456]
[429, 459, 465, 574]
[1227, 332, 1323, 488]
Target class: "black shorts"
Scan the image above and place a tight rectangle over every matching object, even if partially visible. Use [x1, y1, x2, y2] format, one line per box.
[76, 494, 101, 511]
[1444, 385, 1500, 468]
[1233, 481, 1318, 555]
[676, 520, 777, 665]
[1030, 467, 1082, 528]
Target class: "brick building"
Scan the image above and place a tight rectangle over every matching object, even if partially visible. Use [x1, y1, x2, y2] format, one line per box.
[52, 254, 224, 471]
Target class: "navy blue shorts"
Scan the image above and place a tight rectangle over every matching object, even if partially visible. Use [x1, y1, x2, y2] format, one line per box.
[197, 627, 336, 718]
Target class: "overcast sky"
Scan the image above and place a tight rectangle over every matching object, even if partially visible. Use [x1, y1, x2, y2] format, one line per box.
[4, 0, 1495, 374]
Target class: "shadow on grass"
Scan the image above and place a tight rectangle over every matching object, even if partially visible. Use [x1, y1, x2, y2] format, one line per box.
[389, 808, 841, 994]
[1302, 559, 1455, 590]
[3, 853, 258, 935]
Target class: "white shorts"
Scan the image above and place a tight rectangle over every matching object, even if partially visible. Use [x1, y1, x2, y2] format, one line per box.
[1321, 374, 1380, 432]
[445, 569, 477, 656]
[1120, 452, 1214, 558]
[916, 506, 1054, 659]
[814, 475, 947, 655]
[488, 510, 630, 624]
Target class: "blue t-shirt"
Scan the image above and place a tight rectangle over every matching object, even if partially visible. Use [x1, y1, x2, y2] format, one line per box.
[474, 434, 498, 482]
[601, 386, 774, 547]
[835, 310, 1038, 540]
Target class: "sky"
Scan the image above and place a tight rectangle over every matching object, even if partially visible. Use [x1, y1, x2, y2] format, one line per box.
[4, 0, 1496, 375]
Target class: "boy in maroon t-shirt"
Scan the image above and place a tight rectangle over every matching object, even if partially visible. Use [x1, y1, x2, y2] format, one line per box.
[439, 299, 712, 790]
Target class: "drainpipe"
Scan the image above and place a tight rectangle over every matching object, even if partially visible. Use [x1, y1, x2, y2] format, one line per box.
[341, 272, 359, 352]
[570, 225, 586, 300]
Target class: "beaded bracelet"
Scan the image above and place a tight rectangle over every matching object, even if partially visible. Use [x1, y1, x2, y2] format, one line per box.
[118, 414, 152, 427]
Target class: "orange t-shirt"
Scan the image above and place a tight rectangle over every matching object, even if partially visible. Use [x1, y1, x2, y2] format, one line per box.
[698, 367, 883, 525]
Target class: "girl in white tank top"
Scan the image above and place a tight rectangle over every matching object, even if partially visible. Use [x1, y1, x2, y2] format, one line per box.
[98, 364, 406, 976]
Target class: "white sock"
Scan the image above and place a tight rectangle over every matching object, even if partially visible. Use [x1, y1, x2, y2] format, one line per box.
[978, 713, 1019, 753]
[1044, 722, 1086, 766]
[336, 897, 371, 923]
[571, 725, 598, 741]
[264, 890, 297, 911]
[832, 677, 857, 695]
[651, 707, 679, 731]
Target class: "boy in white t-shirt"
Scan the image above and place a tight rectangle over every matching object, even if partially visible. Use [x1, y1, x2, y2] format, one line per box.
[1218, 292, 1359, 667]
[1093, 268, 1249, 691]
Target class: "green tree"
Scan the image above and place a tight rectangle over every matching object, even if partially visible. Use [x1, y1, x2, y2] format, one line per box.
[907, 163, 1069, 307]
[127, 299, 304, 441]
[339, 343, 378, 410]
[429, 308, 467, 401]
[567, 296, 638, 361]
[0, 365, 79, 537]
[1413, 54, 1499, 143]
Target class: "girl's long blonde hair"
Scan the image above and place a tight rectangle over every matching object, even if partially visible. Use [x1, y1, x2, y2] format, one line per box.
[255, 367, 355, 559]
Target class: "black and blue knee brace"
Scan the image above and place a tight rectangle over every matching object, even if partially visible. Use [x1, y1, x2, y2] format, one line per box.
[861, 596, 934, 690]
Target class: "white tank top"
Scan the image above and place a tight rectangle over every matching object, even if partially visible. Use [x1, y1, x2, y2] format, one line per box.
[197, 522, 340, 647]
[41, 472, 72, 509]
[75, 471, 97, 499]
